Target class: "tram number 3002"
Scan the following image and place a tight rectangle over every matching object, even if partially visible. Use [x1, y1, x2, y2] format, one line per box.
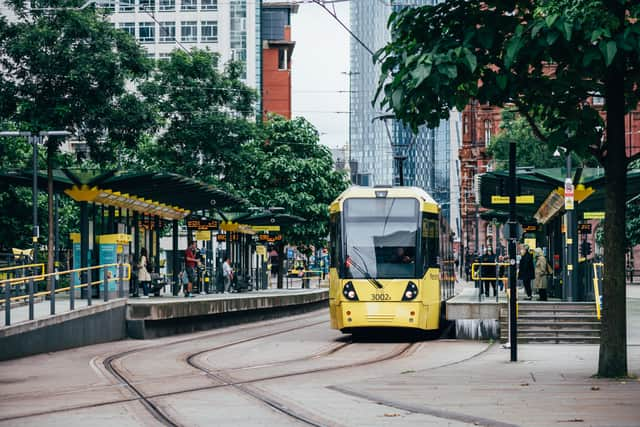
[370, 293, 391, 301]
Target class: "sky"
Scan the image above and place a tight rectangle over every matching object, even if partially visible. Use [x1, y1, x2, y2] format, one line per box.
[290, 2, 350, 149]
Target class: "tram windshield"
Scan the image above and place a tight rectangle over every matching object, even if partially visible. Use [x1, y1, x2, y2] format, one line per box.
[343, 198, 419, 279]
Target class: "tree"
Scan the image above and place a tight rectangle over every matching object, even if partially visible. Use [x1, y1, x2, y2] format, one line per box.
[138, 49, 258, 182]
[486, 110, 566, 170]
[375, 0, 640, 377]
[0, 3, 152, 280]
[235, 116, 349, 288]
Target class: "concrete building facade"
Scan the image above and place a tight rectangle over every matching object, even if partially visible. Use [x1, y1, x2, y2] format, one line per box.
[349, 0, 452, 221]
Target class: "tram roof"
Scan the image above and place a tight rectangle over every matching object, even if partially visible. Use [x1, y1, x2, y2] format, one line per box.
[330, 186, 439, 214]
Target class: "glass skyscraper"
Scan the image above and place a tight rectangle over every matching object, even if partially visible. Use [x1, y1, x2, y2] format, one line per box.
[349, 0, 450, 219]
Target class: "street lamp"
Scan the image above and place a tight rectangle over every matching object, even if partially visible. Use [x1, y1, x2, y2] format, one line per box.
[0, 130, 71, 263]
[554, 145, 577, 301]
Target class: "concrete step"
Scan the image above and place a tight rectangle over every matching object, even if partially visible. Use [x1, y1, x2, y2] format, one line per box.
[501, 314, 599, 322]
[500, 321, 600, 330]
[514, 329, 601, 337]
[500, 336, 601, 344]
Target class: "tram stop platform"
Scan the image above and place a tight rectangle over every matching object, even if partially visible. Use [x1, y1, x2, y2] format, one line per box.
[0, 288, 328, 361]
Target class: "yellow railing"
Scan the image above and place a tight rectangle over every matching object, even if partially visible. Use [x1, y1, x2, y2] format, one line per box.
[592, 262, 603, 320]
[0, 263, 45, 282]
[471, 262, 510, 281]
[0, 263, 131, 304]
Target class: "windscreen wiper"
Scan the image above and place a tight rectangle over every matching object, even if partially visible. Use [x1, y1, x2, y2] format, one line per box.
[349, 248, 384, 289]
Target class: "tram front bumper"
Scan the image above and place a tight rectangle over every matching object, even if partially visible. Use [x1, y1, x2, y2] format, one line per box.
[337, 301, 427, 329]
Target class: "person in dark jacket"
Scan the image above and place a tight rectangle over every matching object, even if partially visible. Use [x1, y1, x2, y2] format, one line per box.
[481, 247, 497, 297]
[518, 245, 535, 300]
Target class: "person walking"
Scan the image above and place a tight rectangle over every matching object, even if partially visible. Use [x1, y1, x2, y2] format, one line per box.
[518, 245, 535, 300]
[481, 247, 497, 297]
[137, 248, 152, 298]
[534, 248, 552, 301]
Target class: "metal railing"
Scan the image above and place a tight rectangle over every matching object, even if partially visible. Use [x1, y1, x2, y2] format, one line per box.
[1, 263, 130, 327]
[592, 262, 603, 320]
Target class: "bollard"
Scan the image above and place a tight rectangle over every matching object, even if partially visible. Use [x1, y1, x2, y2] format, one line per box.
[28, 277, 34, 320]
[86, 269, 92, 307]
[70, 270, 75, 311]
[118, 263, 124, 299]
[103, 266, 109, 302]
[50, 268, 56, 315]
[4, 280, 10, 326]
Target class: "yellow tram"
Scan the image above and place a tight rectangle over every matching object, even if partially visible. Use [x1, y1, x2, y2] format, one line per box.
[328, 186, 455, 332]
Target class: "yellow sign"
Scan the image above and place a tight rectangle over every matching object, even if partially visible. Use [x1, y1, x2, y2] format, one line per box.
[256, 246, 267, 257]
[195, 230, 211, 241]
[250, 225, 281, 232]
[491, 195, 535, 204]
[220, 222, 239, 232]
[584, 212, 605, 220]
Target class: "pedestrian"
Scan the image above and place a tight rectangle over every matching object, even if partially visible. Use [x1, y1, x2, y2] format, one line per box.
[222, 256, 234, 292]
[137, 248, 151, 298]
[481, 247, 497, 297]
[184, 240, 198, 297]
[498, 255, 506, 292]
[534, 247, 552, 301]
[518, 245, 535, 300]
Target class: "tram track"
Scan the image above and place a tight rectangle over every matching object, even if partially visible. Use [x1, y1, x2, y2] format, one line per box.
[2, 311, 424, 426]
[185, 341, 419, 426]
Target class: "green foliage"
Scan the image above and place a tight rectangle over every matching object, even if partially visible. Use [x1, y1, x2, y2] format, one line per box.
[137, 50, 258, 181]
[237, 116, 349, 250]
[0, 2, 153, 161]
[376, 0, 640, 160]
[486, 110, 579, 170]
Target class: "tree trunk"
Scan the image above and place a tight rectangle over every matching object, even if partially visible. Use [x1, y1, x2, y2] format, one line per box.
[598, 41, 628, 377]
[47, 142, 55, 292]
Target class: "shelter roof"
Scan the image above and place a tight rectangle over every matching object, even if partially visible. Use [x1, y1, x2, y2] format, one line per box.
[477, 167, 640, 224]
[0, 169, 247, 220]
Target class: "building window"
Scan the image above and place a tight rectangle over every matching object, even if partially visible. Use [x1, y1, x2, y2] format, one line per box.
[119, 0, 134, 12]
[181, 0, 196, 10]
[158, 53, 171, 61]
[119, 22, 135, 38]
[201, 0, 217, 10]
[201, 21, 218, 42]
[278, 48, 289, 70]
[484, 120, 492, 145]
[100, 0, 115, 12]
[139, 22, 155, 43]
[159, 0, 174, 11]
[181, 21, 197, 42]
[139, 0, 154, 12]
[159, 22, 175, 43]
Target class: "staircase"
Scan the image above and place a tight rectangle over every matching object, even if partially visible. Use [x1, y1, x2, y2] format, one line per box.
[499, 302, 600, 344]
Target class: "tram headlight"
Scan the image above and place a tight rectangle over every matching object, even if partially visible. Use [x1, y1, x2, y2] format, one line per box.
[402, 281, 419, 301]
[342, 281, 359, 301]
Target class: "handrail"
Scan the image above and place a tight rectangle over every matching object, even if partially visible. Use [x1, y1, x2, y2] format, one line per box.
[592, 262, 603, 320]
[471, 262, 510, 281]
[1, 263, 130, 286]
[0, 263, 45, 274]
[1, 263, 131, 326]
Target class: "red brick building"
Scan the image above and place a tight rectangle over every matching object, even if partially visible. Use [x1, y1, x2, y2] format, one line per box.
[458, 98, 640, 259]
[262, 3, 298, 119]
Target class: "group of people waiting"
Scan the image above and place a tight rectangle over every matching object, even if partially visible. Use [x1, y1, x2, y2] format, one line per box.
[472, 244, 552, 301]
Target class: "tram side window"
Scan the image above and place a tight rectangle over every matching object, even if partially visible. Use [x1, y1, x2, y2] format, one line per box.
[329, 213, 341, 269]
[422, 215, 439, 273]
